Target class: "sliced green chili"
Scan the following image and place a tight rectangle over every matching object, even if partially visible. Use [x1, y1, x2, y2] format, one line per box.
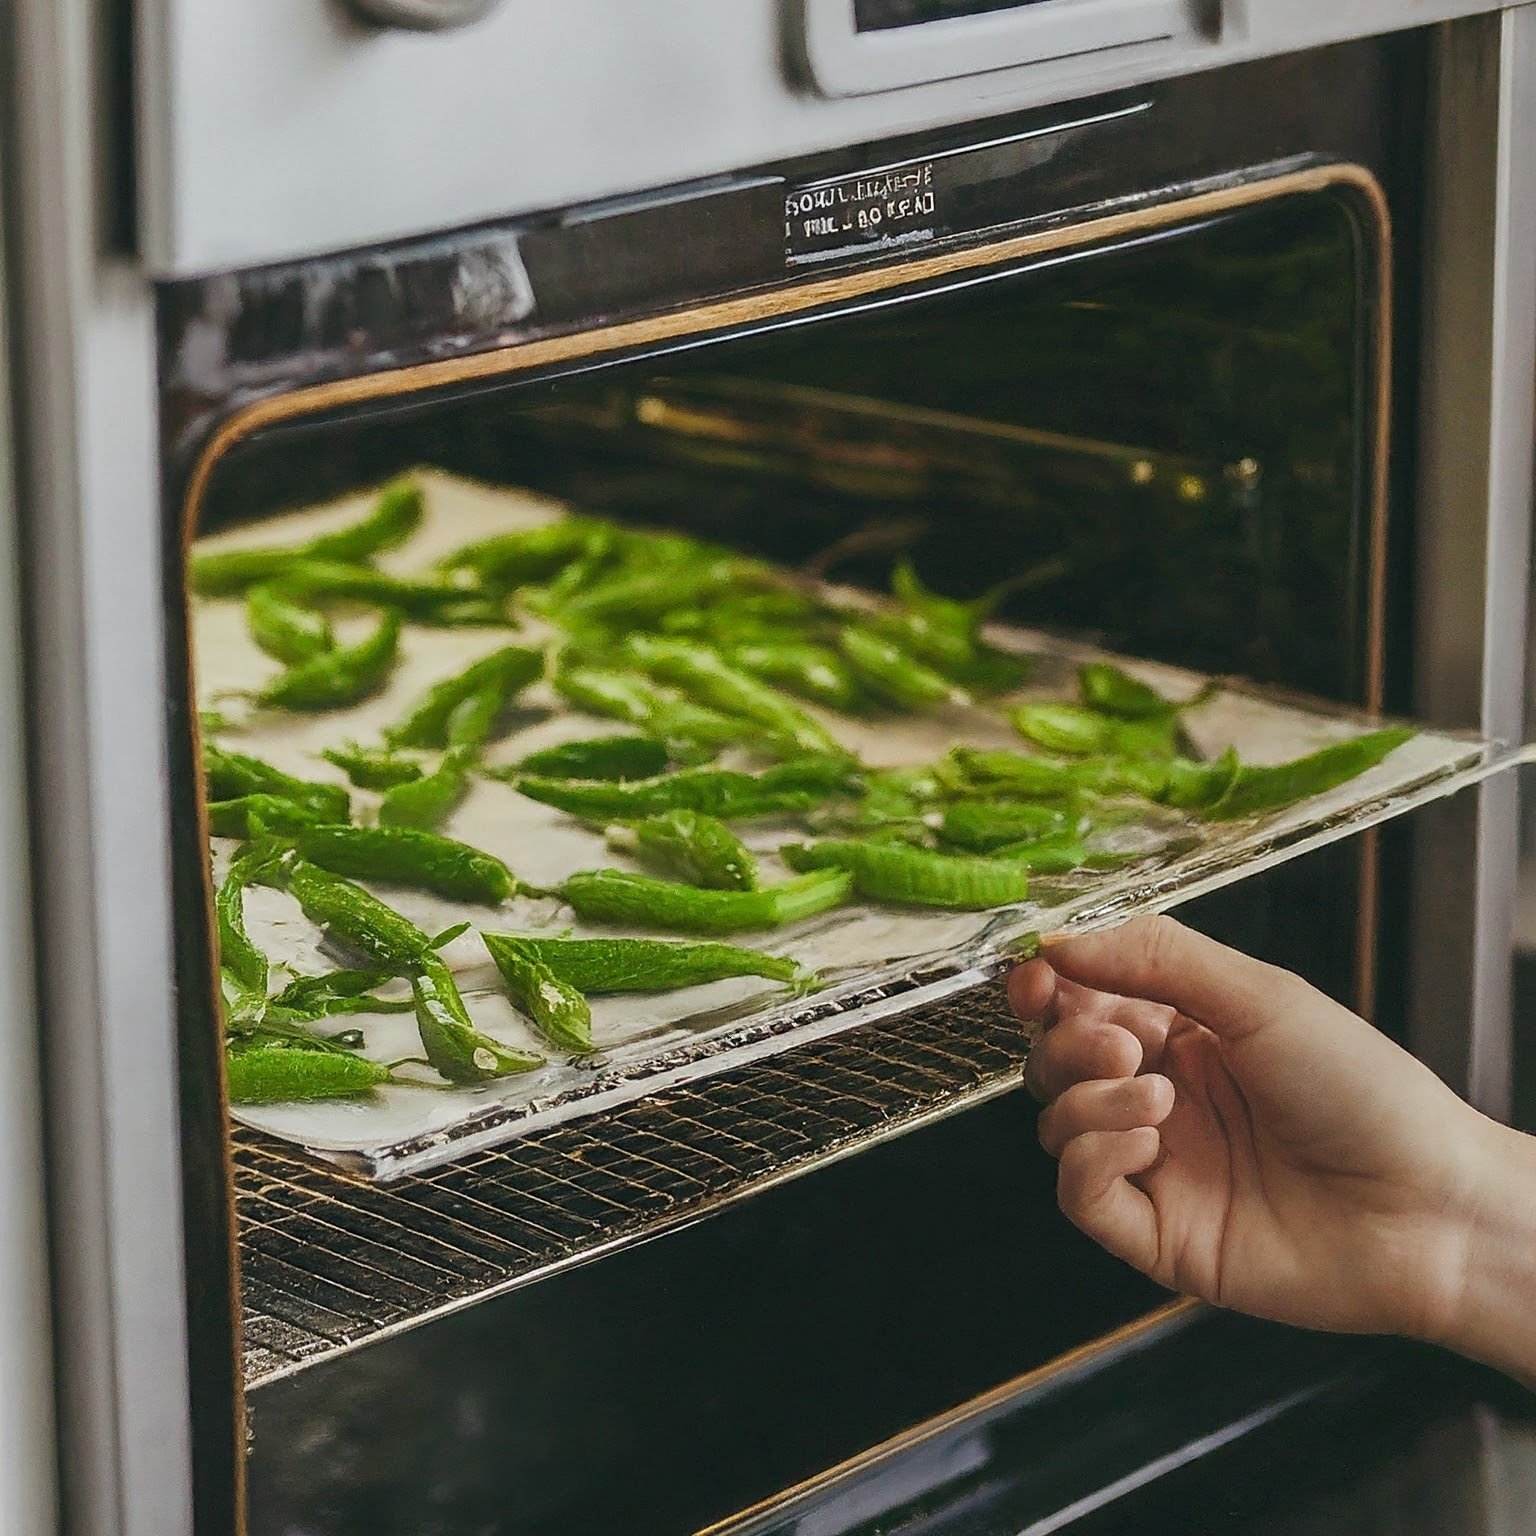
[191, 478, 424, 595]
[727, 642, 864, 712]
[929, 801, 1074, 853]
[516, 756, 859, 822]
[207, 795, 333, 840]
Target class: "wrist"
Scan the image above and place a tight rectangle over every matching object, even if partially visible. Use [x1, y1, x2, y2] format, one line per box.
[1426, 1114, 1536, 1385]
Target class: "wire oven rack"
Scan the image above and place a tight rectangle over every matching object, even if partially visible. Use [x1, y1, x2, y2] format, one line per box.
[235, 982, 1028, 1389]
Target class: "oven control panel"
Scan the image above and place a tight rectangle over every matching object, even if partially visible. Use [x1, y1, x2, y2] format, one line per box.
[802, 0, 1218, 96]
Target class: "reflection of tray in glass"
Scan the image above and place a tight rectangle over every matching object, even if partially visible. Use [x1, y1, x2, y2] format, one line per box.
[195, 472, 1527, 1180]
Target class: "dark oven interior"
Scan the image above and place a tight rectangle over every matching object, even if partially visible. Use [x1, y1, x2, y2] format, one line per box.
[173, 174, 1407, 1536]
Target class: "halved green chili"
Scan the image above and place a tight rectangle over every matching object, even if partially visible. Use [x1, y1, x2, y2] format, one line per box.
[207, 795, 333, 840]
[515, 756, 860, 822]
[929, 801, 1074, 853]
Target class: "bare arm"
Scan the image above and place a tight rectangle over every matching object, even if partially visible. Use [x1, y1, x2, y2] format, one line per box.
[1011, 915, 1536, 1387]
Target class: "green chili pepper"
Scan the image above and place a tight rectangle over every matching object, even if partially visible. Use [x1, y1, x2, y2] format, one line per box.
[293, 824, 516, 904]
[411, 952, 545, 1083]
[625, 635, 843, 756]
[270, 558, 498, 620]
[1077, 663, 1177, 720]
[607, 810, 759, 891]
[190, 478, 424, 595]
[215, 844, 281, 997]
[245, 583, 335, 666]
[486, 936, 803, 992]
[551, 665, 735, 764]
[838, 626, 969, 711]
[438, 521, 608, 589]
[561, 868, 852, 934]
[1207, 727, 1413, 820]
[384, 645, 544, 749]
[204, 744, 351, 821]
[377, 745, 475, 831]
[929, 801, 1074, 853]
[1009, 703, 1116, 757]
[199, 710, 230, 736]
[281, 859, 431, 970]
[207, 795, 332, 839]
[726, 642, 864, 712]
[254, 611, 401, 712]
[321, 741, 425, 791]
[516, 756, 860, 822]
[1158, 748, 1242, 811]
[942, 748, 1080, 800]
[990, 832, 1093, 875]
[226, 1043, 394, 1104]
[481, 934, 594, 1054]
[510, 735, 670, 782]
[781, 839, 1031, 910]
[303, 477, 424, 562]
[267, 968, 414, 1020]
[554, 558, 749, 628]
[880, 562, 1029, 690]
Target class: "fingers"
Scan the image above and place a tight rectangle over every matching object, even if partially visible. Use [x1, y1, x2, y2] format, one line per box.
[1024, 1016, 1143, 1102]
[1044, 916, 1301, 1041]
[1038, 1073, 1174, 1157]
[1057, 1127, 1162, 1273]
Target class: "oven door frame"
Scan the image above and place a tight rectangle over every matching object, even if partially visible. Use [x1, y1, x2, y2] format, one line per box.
[4, 12, 1534, 1536]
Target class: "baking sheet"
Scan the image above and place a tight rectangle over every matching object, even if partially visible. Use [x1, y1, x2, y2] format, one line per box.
[193, 470, 1523, 1178]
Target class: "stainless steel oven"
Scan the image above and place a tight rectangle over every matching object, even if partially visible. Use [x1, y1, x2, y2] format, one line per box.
[3, 5, 1535, 1535]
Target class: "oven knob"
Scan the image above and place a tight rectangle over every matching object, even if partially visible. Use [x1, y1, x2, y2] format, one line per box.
[342, 0, 499, 30]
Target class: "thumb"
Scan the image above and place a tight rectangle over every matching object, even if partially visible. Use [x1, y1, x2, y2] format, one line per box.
[1043, 915, 1304, 1042]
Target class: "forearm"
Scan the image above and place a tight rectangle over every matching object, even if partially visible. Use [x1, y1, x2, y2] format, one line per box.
[1434, 1118, 1536, 1389]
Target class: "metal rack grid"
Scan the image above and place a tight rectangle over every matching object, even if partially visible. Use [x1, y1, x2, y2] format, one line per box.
[235, 982, 1028, 1389]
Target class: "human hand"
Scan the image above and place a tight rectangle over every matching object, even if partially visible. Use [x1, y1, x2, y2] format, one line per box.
[1010, 916, 1515, 1349]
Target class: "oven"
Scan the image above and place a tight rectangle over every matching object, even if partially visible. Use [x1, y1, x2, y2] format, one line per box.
[3, 5, 1535, 1536]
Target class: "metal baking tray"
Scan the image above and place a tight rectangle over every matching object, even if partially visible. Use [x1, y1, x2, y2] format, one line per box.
[195, 471, 1526, 1178]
